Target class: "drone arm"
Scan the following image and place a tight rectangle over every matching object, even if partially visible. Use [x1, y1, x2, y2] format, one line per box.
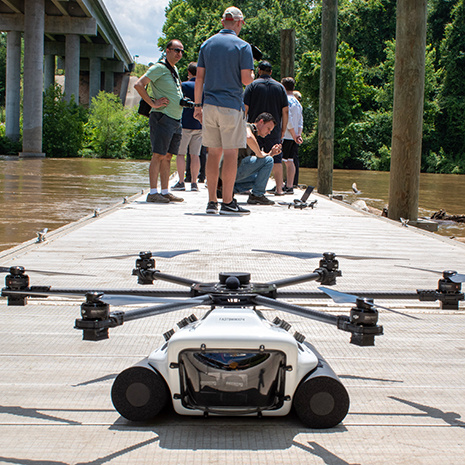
[122, 295, 212, 322]
[139, 270, 200, 288]
[252, 295, 383, 346]
[252, 295, 338, 326]
[265, 272, 321, 289]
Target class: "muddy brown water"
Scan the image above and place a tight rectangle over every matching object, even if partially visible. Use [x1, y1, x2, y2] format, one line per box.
[1, 157, 464, 252]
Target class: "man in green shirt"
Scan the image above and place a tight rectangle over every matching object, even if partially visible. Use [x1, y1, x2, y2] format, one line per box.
[135, 40, 185, 203]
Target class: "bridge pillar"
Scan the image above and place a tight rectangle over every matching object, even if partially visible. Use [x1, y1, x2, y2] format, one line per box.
[5, 31, 21, 142]
[104, 70, 114, 93]
[44, 54, 56, 92]
[20, 0, 45, 158]
[64, 34, 80, 103]
[89, 57, 102, 103]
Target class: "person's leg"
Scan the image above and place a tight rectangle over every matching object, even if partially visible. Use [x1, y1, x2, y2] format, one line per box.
[251, 157, 274, 196]
[189, 131, 202, 186]
[284, 159, 296, 189]
[149, 153, 161, 190]
[273, 162, 284, 194]
[190, 154, 200, 184]
[159, 153, 173, 191]
[221, 148, 238, 204]
[206, 147, 222, 202]
[176, 154, 186, 183]
[234, 156, 258, 194]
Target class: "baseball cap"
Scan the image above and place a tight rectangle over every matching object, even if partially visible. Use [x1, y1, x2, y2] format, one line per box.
[223, 7, 244, 22]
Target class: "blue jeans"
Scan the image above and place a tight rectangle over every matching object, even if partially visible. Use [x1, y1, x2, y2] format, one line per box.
[234, 156, 274, 196]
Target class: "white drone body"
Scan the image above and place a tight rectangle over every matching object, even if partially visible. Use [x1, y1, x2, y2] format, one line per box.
[111, 306, 350, 428]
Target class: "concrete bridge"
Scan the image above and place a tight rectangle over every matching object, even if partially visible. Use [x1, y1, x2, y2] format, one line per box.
[0, 0, 133, 157]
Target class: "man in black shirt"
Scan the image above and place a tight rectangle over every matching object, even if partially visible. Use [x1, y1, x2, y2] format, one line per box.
[243, 61, 288, 195]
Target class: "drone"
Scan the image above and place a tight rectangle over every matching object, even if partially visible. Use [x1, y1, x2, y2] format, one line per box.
[278, 185, 318, 210]
[1, 251, 464, 429]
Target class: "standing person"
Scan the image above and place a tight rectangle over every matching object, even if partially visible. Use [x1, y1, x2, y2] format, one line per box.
[134, 40, 185, 203]
[243, 60, 288, 195]
[194, 6, 255, 215]
[172, 62, 203, 192]
[293, 90, 303, 186]
[281, 77, 303, 194]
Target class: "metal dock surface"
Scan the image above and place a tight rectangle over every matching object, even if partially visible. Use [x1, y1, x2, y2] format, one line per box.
[1, 186, 464, 465]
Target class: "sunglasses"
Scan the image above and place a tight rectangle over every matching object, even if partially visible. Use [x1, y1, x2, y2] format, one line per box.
[169, 48, 184, 54]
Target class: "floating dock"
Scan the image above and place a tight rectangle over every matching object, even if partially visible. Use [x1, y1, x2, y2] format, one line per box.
[0, 186, 464, 465]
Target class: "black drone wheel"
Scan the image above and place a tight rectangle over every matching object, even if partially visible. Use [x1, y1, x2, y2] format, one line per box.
[293, 376, 350, 428]
[111, 366, 169, 422]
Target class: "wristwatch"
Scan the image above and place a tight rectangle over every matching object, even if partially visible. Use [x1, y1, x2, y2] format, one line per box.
[193, 103, 202, 108]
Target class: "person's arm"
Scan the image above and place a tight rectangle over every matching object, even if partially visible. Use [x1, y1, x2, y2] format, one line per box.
[246, 127, 282, 158]
[241, 69, 255, 86]
[193, 67, 205, 123]
[244, 104, 249, 118]
[134, 75, 169, 109]
[280, 106, 289, 140]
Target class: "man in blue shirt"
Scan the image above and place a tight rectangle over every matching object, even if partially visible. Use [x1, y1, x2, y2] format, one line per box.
[194, 7, 255, 215]
[172, 62, 203, 192]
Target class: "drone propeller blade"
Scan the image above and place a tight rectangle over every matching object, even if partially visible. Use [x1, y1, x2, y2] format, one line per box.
[396, 265, 465, 283]
[450, 273, 465, 283]
[0, 266, 92, 277]
[100, 294, 195, 306]
[2, 290, 198, 306]
[318, 286, 420, 320]
[318, 286, 357, 304]
[252, 250, 323, 259]
[253, 249, 405, 261]
[85, 249, 200, 260]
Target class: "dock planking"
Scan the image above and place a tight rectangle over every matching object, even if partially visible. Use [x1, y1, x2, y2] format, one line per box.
[0, 185, 464, 465]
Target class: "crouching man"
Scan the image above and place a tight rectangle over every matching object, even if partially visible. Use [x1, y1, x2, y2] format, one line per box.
[234, 112, 282, 205]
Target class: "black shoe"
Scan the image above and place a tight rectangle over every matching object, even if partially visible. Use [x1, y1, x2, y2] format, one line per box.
[220, 199, 250, 215]
[283, 186, 294, 194]
[266, 185, 277, 193]
[206, 201, 219, 214]
[247, 194, 275, 205]
[172, 181, 185, 191]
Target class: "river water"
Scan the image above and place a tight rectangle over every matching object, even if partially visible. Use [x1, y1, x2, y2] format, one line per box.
[1, 156, 464, 252]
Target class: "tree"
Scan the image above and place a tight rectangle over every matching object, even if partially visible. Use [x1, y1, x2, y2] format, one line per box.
[435, 0, 465, 172]
[42, 84, 87, 157]
[84, 92, 130, 158]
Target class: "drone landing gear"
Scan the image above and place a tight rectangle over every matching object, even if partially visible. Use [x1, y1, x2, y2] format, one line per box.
[293, 342, 350, 428]
[111, 360, 169, 421]
[293, 376, 350, 429]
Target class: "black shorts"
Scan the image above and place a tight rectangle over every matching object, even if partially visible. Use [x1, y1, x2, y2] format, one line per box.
[282, 139, 299, 161]
[149, 112, 182, 155]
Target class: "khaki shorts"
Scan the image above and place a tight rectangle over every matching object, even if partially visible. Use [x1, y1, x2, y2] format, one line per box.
[178, 129, 202, 156]
[202, 104, 247, 150]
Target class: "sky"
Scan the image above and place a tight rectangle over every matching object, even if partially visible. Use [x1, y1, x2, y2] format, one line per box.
[103, 0, 171, 65]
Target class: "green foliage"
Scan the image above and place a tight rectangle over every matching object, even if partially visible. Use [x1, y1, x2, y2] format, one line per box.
[0, 123, 22, 155]
[133, 63, 149, 78]
[435, 0, 465, 165]
[42, 84, 87, 157]
[125, 112, 153, 159]
[83, 92, 130, 159]
[339, 0, 397, 67]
